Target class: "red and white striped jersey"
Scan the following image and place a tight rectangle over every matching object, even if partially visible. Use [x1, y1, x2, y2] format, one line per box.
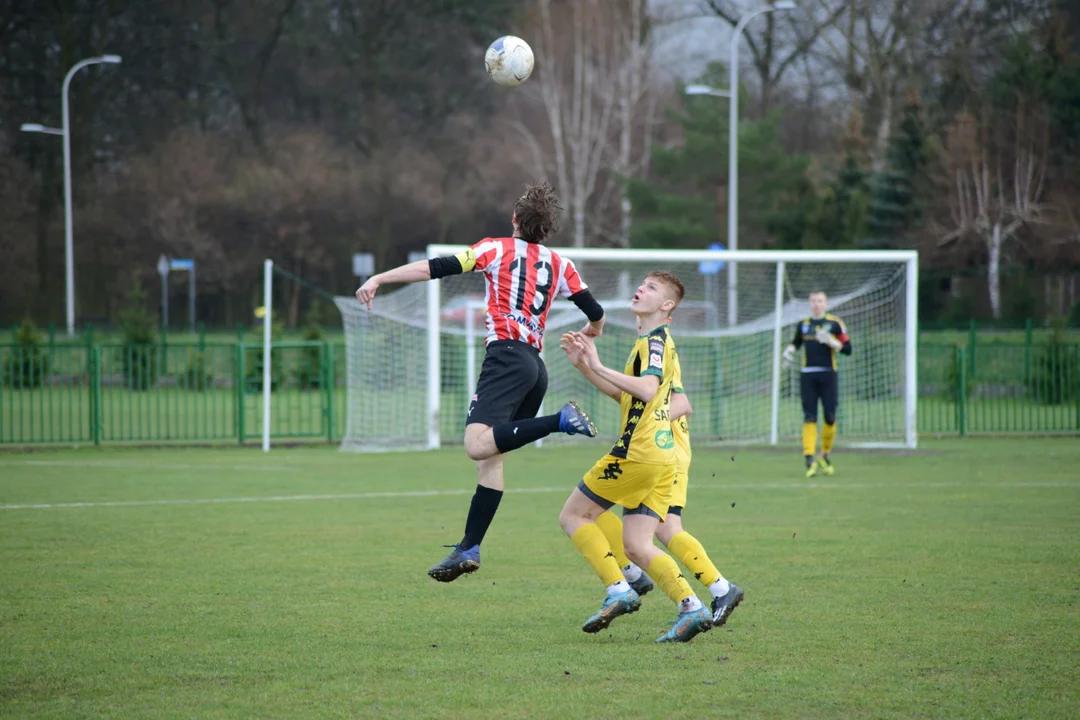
[454, 237, 587, 351]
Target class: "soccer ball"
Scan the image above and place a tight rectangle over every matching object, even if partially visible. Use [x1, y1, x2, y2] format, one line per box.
[484, 36, 534, 88]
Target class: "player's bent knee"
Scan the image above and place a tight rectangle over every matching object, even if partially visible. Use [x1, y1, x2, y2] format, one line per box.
[465, 444, 494, 462]
[559, 487, 605, 536]
[824, 414, 836, 426]
[623, 537, 658, 569]
[463, 425, 497, 461]
[655, 514, 683, 546]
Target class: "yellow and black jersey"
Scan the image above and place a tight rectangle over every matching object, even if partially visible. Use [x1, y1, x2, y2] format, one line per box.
[792, 314, 852, 372]
[610, 325, 677, 465]
[671, 351, 691, 475]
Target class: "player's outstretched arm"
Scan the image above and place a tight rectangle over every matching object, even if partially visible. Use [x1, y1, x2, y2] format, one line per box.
[560, 333, 621, 401]
[355, 260, 432, 309]
[566, 331, 661, 402]
[355, 247, 478, 309]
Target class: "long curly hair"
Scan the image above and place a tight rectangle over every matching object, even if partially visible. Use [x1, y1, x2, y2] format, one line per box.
[513, 182, 562, 243]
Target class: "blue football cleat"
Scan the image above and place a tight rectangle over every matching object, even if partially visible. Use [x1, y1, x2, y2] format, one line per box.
[559, 401, 597, 437]
[428, 544, 480, 583]
[582, 588, 641, 633]
[655, 606, 713, 643]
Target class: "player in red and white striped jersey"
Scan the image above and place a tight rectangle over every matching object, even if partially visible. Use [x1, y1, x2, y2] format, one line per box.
[456, 235, 587, 350]
[355, 183, 606, 582]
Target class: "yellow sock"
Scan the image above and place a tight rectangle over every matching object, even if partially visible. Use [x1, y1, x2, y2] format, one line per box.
[668, 531, 722, 588]
[822, 423, 836, 454]
[594, 510, 630, 568]
[646, 554, 695, 605]
[570, 523, 624, 587]
[802, 422, 818, 457]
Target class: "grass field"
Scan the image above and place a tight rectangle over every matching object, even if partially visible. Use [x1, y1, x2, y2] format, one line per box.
[1, 440, 1078, 718]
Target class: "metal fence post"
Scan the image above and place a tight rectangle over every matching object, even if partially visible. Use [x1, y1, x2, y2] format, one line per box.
[91, 345, 102, 446]
[1024, 318, 1032, 384]
[958, 346, 967, 436]
[324, 341, 334, 443]
[968, 319, 977, 380]
[1075, 344, 1080, 431]
[236, 342, 246, 445]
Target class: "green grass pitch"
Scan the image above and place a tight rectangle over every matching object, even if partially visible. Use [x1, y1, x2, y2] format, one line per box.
[1, 439, 1078, 718]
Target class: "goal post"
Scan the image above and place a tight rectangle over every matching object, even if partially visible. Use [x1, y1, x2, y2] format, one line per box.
[334, 246, 918, 452]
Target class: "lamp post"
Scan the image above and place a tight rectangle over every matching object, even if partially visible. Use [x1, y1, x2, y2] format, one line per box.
[727, 1, 794, 326]
[21, 54, 122, 337]
[690, 2, 795, 326]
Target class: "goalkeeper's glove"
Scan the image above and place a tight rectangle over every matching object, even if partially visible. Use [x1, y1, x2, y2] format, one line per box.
[816, 329, 843, 350]
[781, 344, 796, 369]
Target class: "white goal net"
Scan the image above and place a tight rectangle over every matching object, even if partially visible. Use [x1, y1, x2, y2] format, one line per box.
[335, 247, 918, 451]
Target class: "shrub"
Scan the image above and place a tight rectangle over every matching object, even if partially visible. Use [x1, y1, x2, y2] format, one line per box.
[297, 323, 326, 390]
[244, 321, 285, 393]
[182, 349, 214, 391]
[1027, 320, 1079, 404]
[118, 279, 159, 390]
[2, 317, 49, 389]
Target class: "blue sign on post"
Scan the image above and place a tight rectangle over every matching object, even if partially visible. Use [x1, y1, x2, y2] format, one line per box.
[163, 259, 196, 331]
[699, 242, 726, 274]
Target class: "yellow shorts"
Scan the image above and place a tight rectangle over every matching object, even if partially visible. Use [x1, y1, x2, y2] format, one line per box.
[579, 454, 675, 518]
[669, 471, 689, 510]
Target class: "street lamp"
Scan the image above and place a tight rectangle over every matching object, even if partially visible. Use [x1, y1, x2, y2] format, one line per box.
[684, 84, 731, 99]
[21, 54, 122, 337]
[725, 1, 795, 326]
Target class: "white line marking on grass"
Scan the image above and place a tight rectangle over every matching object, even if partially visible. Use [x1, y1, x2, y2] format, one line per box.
[0, 482, 1075, 511]
[10, 461, 296, 472]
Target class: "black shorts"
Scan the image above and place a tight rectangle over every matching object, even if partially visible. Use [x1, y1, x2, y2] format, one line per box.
[467, 340, 548, 428]
[800, 371, 838, 423]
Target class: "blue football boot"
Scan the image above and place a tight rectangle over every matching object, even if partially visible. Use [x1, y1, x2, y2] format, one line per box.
[427, 544, 480, 583]
[655, 606, 713, 643]
[582, 588, 641, 633]
[558, 401, 598, 437]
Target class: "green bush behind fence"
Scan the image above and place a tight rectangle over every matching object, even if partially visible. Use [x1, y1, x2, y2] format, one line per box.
[1, 337, 1078, 445]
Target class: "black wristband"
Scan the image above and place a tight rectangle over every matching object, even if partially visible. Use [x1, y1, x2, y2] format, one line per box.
[570, 289, 604, 322]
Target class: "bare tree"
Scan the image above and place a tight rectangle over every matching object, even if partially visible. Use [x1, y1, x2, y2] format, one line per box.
[699, 0, 846, 116]
[938, 106, 1049, 319]
[811, 0, 943, 171]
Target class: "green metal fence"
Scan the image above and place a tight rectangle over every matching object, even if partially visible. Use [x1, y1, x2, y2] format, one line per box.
[0, 342, 345, 445]
[1, 339, 1078, 445]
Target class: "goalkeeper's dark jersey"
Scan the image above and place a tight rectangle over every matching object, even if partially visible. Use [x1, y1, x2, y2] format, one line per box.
[792, 315, 852, 372]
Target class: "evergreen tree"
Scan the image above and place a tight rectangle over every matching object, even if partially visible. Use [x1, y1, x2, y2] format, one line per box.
[806, 111, 870, 249]
[863, 90, 928, 249]
[627, 64, 813, 251]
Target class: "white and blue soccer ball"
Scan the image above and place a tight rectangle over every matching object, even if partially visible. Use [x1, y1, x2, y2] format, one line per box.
[484, 35, 534, 88]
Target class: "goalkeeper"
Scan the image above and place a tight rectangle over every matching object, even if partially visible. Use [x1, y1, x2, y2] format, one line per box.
[355, 183, 605, 583]
[781, 291, 852, 477]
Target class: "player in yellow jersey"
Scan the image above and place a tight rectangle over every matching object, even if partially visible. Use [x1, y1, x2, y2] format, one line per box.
[592, 335, 745, 628]
[557, 271, 713, 644]
[782, 290, 852, 477]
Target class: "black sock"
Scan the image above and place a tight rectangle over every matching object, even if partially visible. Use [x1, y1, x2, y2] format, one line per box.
[805, 455, 815, 468]
[492, 413, 562, 454]
[460, 485, 504, 549]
